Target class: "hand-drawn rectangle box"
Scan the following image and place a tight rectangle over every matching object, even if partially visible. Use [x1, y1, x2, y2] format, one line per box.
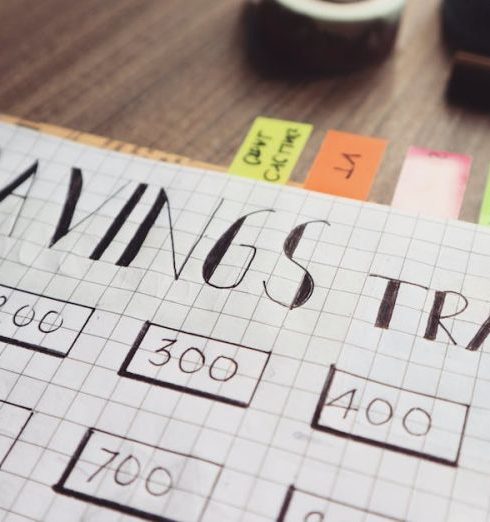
[0, 400, 33, 468]
[277, 485, 402, 522]
[119, 321, 271, 407]
[311, 365, 469, 466]
[0, 284, 94, 358]
[53, 428, 222, 522]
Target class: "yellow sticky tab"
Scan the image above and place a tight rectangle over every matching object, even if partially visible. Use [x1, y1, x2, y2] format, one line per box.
[229, 117, 313, 184]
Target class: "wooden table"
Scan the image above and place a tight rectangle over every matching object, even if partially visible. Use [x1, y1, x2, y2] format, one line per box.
[1, 0, 489, 221]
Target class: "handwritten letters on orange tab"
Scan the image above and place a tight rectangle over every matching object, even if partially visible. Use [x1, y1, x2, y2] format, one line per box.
[305, 130, 387, 200]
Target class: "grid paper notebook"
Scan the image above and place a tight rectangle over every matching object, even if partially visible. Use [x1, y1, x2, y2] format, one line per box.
[0, 122, 490, 522]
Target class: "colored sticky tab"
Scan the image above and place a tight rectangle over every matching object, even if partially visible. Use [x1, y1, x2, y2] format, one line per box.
[392, 147, 471, 220]
[479, 169, 490, 225]
[229, 117, 313, 184]
[304, 130, 387, 200]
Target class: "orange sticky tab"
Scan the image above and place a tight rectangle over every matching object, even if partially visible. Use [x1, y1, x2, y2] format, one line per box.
[305, 130, 387, 200]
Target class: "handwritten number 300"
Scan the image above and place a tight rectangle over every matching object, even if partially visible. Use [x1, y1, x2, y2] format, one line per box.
[149, 338, 238, 382]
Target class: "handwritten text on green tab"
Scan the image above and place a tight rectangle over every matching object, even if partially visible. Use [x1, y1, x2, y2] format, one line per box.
[229, 117, 313, 184]
[479, 168, 490, 226]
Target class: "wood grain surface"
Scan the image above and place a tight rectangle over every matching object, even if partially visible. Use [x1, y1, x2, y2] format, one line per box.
[0, 0, 489, 221]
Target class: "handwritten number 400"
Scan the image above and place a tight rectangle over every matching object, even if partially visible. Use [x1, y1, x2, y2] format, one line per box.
[326, 389, 432, 437]
[149, 338, 239, 382]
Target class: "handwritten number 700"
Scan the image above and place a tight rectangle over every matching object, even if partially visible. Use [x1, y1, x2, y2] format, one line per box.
[87, 447, 173, 497]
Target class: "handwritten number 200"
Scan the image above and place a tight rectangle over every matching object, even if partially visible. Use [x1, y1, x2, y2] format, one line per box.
[0, 296, 63, 333]
[149, 338, 238, 382]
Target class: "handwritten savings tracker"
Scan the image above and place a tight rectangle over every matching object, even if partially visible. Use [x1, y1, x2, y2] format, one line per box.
[0, 122, 490, 522]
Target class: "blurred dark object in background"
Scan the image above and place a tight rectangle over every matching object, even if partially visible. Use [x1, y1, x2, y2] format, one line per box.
[246, 0, 405, 76]
[443, 0, 490, 56]
[447, 52, 490, 112]
[443, 0, 490, 111]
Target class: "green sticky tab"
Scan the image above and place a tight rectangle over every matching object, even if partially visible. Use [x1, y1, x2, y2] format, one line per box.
[229, 117, 313, 184]
[479, 169, 490, 226]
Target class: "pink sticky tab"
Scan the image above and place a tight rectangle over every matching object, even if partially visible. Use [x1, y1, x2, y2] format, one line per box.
[391, 147, 471, 219]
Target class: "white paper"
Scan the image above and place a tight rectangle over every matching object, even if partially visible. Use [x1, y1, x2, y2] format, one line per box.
[0, 122, 489, 521]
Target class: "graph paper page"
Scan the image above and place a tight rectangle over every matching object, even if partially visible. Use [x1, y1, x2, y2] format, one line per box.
[0, 122, 489, 522]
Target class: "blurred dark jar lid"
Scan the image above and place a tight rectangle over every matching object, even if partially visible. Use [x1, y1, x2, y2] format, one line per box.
[446, 52, 490, 111]
[443, 0, 490, 56]
[248, 0, 406, 74]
